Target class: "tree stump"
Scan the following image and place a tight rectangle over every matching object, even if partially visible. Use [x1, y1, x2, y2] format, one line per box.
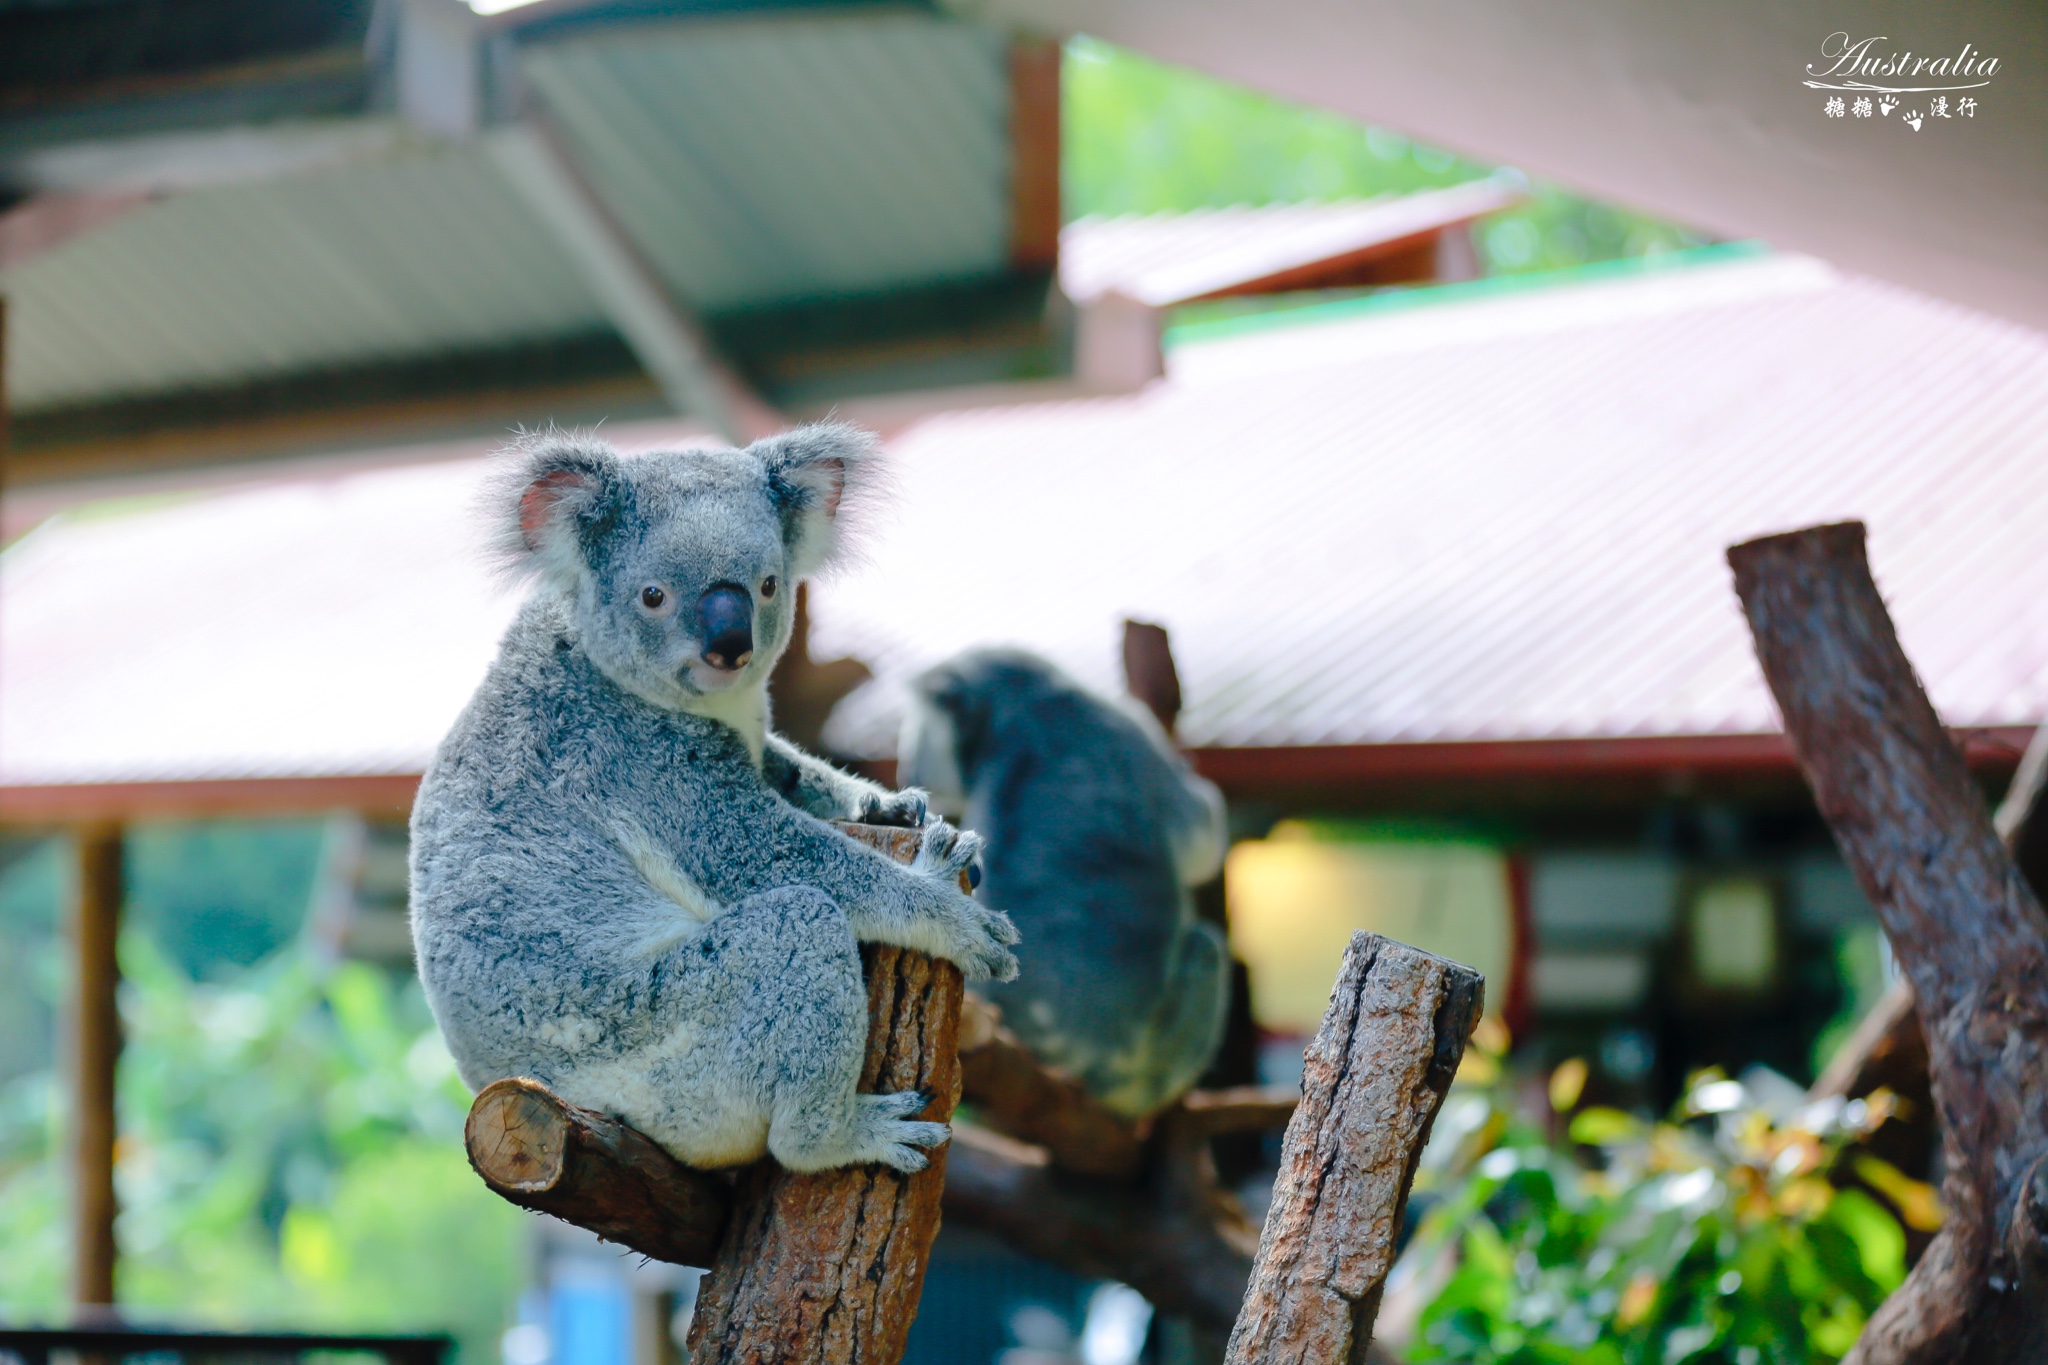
[1729, 522, 2048, 1365]
[1223, 932, 1484, 1365]
[684, 822, 964, 1365]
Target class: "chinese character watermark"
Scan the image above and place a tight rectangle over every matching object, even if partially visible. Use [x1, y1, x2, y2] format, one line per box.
[1806, 32, 1996, 128]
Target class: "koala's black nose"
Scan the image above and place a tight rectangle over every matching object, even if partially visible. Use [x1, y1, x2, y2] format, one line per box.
[698, 585, 754, 672]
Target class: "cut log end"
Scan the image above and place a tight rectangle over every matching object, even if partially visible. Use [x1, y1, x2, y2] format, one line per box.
[466, 1078, 570, 1192]
[462, 1077, 732, 1269]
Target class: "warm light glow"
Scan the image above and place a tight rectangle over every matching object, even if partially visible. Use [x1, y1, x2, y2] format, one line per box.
[1226, 825, 1514, 1034]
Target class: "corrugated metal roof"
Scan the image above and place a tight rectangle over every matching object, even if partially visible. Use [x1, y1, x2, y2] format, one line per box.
[1059, 179, 1519, 306]
[810, 248, 2048, 754]
[0, 9, 1015, 412]
[1, 136, 606, 409]
[523, 10, 1012, 312]
[6, 248, 2048, 789]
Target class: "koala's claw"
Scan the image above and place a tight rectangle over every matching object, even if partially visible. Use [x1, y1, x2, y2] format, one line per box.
[912, 821, 984, 880]
[856, 1091, 950, 1171]
[870, 1088, 935, 1119]
[859, 787, 930, 829]
[957, 904, 1021, 982]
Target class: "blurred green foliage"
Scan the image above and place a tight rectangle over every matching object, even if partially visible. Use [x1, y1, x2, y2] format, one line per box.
[1062, 36, 1712, 283]
[1810, 927, 1893, 1080]
[125, 822, 328, 981]
[1393, 1042, 1925, 1365]
[0, 829, 519, 1362]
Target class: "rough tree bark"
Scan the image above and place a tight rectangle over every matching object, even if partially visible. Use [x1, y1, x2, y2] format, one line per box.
[1811, 720, 2048, 1141]
[1223, 932, 1484, 1365]
[684, 822, 962, 1365]
[1728, 521, 2048, 1365]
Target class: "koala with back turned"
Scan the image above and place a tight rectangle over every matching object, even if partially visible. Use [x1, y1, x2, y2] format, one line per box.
[899, 648, 1230, 1120]
[408, 423, 1018, 1175]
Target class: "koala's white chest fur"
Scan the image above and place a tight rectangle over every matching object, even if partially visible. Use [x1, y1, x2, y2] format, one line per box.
[681, 684, 769, 767]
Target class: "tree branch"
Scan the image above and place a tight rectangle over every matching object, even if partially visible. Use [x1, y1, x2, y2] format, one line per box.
[1224, 932, 1484, 1365]
[1729, 521, 2048, 1365]
[465, 1076, 731, 1268]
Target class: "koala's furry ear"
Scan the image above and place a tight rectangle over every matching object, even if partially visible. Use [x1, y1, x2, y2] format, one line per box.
[488, 433, 629, 586]
[752, 421, 885, 578]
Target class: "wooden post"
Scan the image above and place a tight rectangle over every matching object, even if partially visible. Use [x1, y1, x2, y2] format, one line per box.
[71, 823, 124, 1311]
[1728, 521, 2048, 1365]
[681, 823, 962, 1365]
[1223, 932, 1483, 1365]
[1007, 35, 1062, 274]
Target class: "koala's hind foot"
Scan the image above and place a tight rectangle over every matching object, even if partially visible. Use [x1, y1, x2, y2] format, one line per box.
[771, 1088, 949, 1175]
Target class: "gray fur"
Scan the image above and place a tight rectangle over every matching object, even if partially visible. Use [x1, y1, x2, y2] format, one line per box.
[410, 424, 1017, 1174]
[899, 648, 1230, 1120]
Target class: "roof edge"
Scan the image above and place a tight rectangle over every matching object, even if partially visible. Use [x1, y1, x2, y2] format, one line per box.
[1163, 239, 1774, 351]
[1186, 727, 2032, 798]
[3, 727, 2029, 825]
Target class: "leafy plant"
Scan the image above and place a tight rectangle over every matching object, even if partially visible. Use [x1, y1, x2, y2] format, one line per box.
[1395, 1041, 1924, 1365]
[0, 929, 520, 1363]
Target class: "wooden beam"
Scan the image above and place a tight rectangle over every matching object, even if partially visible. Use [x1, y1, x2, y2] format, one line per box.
[1728, 521, 2048, 1365]
[487, 120, 782, 445]
[1223, 932, 1483, 1365]
[1187, 728, 2034, 795]
[0, 774, 422, 828]
[1007, 35, 1063, 273]
[71, 823, 124, 1309]
[1121, 618, 1182, 735]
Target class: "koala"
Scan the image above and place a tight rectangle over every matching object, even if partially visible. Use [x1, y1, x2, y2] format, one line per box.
[408, 423, 1018, 1176]
[899, 648, 1230, 1120]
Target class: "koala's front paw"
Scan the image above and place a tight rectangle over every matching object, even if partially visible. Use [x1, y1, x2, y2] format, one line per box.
[910, 817, 980, 880]
[910, 823, 1018, 980]
[858, 786, 930, 829]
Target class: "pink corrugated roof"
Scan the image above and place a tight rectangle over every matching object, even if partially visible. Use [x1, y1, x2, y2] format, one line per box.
[811, 249, 2048, 755]
[4, 247, 2046, 791]
[1058, 179, 1518, 306]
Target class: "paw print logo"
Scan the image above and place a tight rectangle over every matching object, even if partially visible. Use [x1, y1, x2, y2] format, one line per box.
[1904, 109, 1924, 130]
[1878, 94, 1899, 116]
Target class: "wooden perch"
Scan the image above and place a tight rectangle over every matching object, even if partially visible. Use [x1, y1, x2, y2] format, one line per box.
[457, 812, 1357, 1359]
[944, 1122, 1259, 1329]
[1224, 931, 1484, 1365]
[956, 993, 1149, 1178]
[685, 821, 962, 1365]
[1729, 522, 2048, 1365]
[466, 1077, 731, 1266]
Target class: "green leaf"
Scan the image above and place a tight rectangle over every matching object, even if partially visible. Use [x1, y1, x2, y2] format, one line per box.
[1567, 1108, 1644, 1146]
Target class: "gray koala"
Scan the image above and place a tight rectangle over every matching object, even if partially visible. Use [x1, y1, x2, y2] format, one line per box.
[898, 648, 1229, 1120]
[409, 423, 1018, 1175]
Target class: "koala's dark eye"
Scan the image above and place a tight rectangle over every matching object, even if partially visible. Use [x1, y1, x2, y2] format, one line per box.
[640, 586, 666, 610]
[760, 576, 778, 601]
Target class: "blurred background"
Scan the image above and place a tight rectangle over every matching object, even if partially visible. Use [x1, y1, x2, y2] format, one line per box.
[2, 2, 2043, 1363]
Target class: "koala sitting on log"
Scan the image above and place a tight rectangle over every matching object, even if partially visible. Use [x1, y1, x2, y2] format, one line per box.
[409, 423, 1018, 1175]
[899, 648, 1230, 1120]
